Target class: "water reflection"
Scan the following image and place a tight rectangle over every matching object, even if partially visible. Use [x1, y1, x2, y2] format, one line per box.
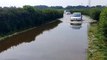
[0, 20, 61, 53]
[70, 22, 82, 29]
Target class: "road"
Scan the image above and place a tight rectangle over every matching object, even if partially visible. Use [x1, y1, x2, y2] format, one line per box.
[0, 14, 93, 60]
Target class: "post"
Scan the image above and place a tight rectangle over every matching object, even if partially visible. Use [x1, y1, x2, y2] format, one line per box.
[88, 0, 91, 7]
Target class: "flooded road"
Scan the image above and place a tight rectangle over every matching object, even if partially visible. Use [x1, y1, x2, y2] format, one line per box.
[0, 15, 89, 60]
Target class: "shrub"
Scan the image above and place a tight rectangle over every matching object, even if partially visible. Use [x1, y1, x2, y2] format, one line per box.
[0, 6, 63, 35]
[89, 9, 101, 21]
[99, 8, 107, 38]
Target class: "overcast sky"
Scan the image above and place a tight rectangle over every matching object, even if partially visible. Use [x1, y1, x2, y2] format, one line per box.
[0, 0, 107, 7]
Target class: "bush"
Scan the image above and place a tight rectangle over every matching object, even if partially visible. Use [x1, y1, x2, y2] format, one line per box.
[0, 6, 63, 35]
[89, 9, 101, 21]
[99, 8, 107, 38]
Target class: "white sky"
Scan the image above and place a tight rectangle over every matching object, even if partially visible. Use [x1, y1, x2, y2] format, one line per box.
[0, 0, 107, 7]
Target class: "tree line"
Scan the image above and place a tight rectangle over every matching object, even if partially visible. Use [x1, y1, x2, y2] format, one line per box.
[0, 5, 63, 36]
[34, 5, 105, 9]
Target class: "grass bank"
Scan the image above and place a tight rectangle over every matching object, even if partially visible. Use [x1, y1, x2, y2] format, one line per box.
[88, 23, 107, 60]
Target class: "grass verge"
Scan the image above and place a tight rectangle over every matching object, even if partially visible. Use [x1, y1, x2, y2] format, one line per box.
[88, 23, 107, 60]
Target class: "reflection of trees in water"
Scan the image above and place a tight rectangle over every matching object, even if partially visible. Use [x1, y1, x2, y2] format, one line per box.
[0, 20, 61, 53]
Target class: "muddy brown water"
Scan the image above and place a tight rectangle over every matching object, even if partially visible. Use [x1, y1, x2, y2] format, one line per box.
[0, 15, 89, 60]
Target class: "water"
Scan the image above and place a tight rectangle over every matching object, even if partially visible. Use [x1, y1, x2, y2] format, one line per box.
[0, 15, 89, 60]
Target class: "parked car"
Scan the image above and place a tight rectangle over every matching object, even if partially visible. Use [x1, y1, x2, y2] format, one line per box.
[71, 12, 82, 21]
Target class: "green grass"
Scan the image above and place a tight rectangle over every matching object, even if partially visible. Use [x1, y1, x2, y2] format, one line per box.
[88, 24, 107, 60]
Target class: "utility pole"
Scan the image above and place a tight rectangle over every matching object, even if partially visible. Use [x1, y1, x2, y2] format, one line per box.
[81, 3, 83, 6]
[88, 0, 91, 7]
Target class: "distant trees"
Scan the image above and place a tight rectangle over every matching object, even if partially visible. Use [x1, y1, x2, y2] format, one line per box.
[34, 5, 48, 9]
[65, 5, 89, 9]
[34, 5, 63, 9]
[33, 5, 106, 10]
[50, 6, 63, 9]
[65, 5, 105, 9]
[0, 5, 63, 36]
